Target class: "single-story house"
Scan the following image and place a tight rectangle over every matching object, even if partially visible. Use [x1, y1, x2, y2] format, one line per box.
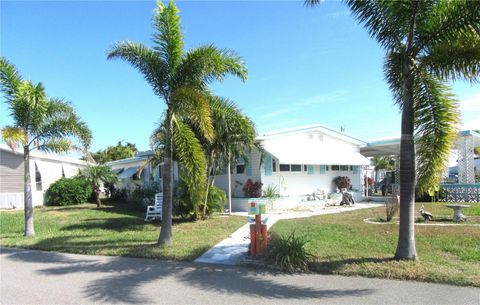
[0, 144, 88, 209]
[106, 151, 179, 191]
[214, 124, 371, 210]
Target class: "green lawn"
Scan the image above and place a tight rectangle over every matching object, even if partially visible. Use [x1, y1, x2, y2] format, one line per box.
[270, 203, 480, 287]
[0, 203, 246, 261]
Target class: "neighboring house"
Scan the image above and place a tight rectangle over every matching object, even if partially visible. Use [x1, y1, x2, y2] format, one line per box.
[214, 124, 371, 201]
[0, 144, 87, 209]
[106, 151, 179, 191]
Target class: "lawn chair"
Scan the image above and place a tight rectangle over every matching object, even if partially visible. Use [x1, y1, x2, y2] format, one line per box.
[145, 192, 163, 222]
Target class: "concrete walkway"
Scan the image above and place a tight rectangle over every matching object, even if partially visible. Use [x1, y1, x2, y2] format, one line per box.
[2, 247, 478, 305]
[195, 203, 381, 265]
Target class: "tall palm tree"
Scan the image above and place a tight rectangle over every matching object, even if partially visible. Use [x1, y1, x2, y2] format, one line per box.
[107, 0, 247, 245]
[306, 0, 480, 259]
[0, 57, 92, 236]
[80, 164, 119, 207]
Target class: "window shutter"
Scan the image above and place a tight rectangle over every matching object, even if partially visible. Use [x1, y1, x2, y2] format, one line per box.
[353, 165, 359, 174]
[319, 165, 326, 174]
[264, 154, 272, 176]
[307, 165, 314, 175]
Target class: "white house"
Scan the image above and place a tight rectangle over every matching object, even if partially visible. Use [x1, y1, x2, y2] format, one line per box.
[106, 151, 179, 191]
[0, 144, 88, 209]
[214, 124, 371, 211]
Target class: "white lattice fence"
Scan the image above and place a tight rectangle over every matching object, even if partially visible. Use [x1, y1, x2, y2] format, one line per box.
[439, 184, 480, 203]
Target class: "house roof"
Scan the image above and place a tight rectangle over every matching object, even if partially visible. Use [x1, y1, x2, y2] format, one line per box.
[256, 123, 367, 146]
[0, 143, 88, 166]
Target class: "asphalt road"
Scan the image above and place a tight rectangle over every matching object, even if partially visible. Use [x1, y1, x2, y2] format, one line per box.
[1, 247, 479, 305]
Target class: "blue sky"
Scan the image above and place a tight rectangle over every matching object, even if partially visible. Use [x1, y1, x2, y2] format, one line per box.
[1, 0, 479, 152]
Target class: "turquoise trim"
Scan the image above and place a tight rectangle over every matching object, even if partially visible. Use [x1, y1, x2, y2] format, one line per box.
[319, 165, 326, 174]
[264, 154, 272, 176]
[307, 165, 314, 175]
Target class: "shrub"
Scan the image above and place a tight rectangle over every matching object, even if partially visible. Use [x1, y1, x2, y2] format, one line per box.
[333, 176, 351, 189]
[173, 177, 224, 219]
[268, 231, 314, 273]
[111, 188, 129, 202]
[263, 184, 280, 199]
[207, 186, 226, 214]
[385, 197, 399, 222]
[243, 179, 262, 198]
[129, 183, 162, 210]
[46, 177, 92, 206]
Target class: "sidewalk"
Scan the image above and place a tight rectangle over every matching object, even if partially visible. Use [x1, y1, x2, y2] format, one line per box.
[195, 203, 381, 265]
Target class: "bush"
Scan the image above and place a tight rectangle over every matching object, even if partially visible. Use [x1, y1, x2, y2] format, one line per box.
[173, 177, 224, 219]
[129, 183, 161, 210]
[243, 179, 263, 198]
[111, 188, 129, 202]
[263, 184, 280, 199]
[385, 196, 399, 222]
[268, 231, 314, 273]
[333, 176, 351, 189]
[46, 177, 92, 206]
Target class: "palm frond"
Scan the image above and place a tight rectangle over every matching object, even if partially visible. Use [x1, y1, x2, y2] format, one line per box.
[0, 57, 23, 102]
[175, 44, 248, 87]
[171, 116, 207, 205]
[36, 138, 73, 153]
[32, 98, 92, 151]
[152, 0, 184, 72]
[1, 126, 25, 150]
[171, 87, 214, 142]
[420, 28, 480, 82]
[414, 71, 459, 194]
[418, 0, 480, 52]
[341, 0, 411, 49]
[384, 51, 405, 106]
[107, 42, 169, 98]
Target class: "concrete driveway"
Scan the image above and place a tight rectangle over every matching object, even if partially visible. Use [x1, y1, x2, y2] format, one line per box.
[1, 247, 479, 305]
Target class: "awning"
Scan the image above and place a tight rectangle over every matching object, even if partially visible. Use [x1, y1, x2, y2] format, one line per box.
[263, 141, 370, 165]
[112, 168, 124, 174]
[119, 167, 139, 179]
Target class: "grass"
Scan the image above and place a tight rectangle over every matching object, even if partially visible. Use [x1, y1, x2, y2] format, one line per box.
[0, 202, 246, 261]
[270, 202, 480, 287]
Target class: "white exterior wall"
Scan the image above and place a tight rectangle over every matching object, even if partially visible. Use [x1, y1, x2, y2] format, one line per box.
[261, 165, 361, 196]
[214, 149, 262, 198]
[0, 149, 87, 209]
[214, 130, 365, 198]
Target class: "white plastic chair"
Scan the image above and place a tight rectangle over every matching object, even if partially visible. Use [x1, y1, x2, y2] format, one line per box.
[144, 193, 163, 221]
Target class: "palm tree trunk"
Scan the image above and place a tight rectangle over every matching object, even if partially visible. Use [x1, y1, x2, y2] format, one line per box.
[23, 146, 35, 236]
[394, 56, 417, 260]
[159, 113, 173, 245]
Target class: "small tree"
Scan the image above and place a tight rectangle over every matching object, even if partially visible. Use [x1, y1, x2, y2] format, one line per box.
[0, 57, 91, 236]
[79, 164, 119, 207]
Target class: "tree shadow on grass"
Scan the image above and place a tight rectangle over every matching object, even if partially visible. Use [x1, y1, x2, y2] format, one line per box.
[4, 247, 375, 304]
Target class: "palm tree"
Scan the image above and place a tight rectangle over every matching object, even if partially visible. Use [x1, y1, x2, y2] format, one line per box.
[198, 96, 257, 217]
[306, 0, 480, 259]
[0, 57, 92, 236]
[107, 0, 247, 245]
[79, 164, 119, 207]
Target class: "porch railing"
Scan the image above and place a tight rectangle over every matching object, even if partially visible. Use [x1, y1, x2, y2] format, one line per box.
[439, 184, 480, 203]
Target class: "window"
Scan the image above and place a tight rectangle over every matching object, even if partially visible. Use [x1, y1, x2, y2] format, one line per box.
[340, 165, 349, 171]
[326, 165, 329, 171]
[350, 166, 353, 171]
[158, 166, 163, 179]
[291, 164, 302, 172]
[236, 164, 245, 174]
[35, 163, 42, 191]
[61, 166, 65, 178]
[303, 165, 307, 171]
[279, 164, 302, 172]
[272, 158, 277, 172]
[331, 165, 340, 171]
